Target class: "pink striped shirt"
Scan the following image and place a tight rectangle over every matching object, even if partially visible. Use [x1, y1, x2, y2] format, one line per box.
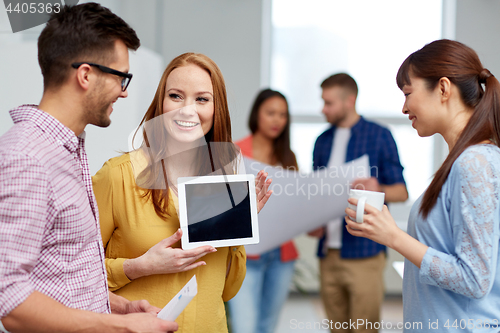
[0, 105, 110, 317]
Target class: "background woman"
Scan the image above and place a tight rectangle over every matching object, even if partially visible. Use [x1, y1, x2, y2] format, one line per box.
[345, 39, 500, 332]
[93, 53, 271, 333]
[228, 88, 298, 333]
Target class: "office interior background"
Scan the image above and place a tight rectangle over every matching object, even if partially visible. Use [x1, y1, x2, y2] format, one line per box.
[1, 0, 500, 295]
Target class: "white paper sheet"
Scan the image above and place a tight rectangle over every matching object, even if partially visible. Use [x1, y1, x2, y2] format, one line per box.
[244, 155, 370, 255]
[392, 261, 404, 279]
[157, 275, 197, 321]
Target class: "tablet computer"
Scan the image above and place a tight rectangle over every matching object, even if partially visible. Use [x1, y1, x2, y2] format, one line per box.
[178, 174, 259, 250]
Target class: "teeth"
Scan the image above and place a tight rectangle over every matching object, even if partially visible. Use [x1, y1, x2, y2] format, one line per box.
[175, 120, 198, 127]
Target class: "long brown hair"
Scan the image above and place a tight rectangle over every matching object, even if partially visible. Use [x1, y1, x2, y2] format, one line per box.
[134, 52, 238, 218]
[396, 39, 500, 218]
[248, 89, 298, 169]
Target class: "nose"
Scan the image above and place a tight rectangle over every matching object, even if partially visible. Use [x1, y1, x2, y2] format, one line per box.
[119, 89, 128, 99]
[179, 104, 197, 116]
[402, 102, 409, 115]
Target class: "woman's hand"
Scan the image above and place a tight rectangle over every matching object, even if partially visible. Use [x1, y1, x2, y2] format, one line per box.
[345, 198, 429, 268]
[255, 170, 272, 213]
[344, 198, 401, 248]
[123, 229, 216, 280]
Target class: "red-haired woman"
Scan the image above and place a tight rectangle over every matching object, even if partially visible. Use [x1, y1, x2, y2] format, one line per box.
[93, 53, 271, 333]
[345, 39, 500, 331]
[228, 89, 298, 333]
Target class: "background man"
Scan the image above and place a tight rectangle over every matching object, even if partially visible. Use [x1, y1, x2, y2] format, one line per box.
[0, 3, 177, 332]
[310, 73, 408, 332]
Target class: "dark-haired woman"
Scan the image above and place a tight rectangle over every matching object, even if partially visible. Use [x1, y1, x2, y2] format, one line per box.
[228, 89, 298, 333]
[345, 39, 500, 332]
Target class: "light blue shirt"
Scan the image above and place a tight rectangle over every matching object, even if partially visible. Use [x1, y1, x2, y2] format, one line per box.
[403, 144, 500, 333]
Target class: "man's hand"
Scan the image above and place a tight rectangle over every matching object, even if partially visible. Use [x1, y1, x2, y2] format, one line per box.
[352, 178, 408, 203]
[351, 177, 381, 192]
[124, 299, 161, 315]
[119, 312, 178, 332]
[110, 292, 160, 315]
[307, 227, 325, 238]
[109, 294, 178, 332]
[2, 291, 178, 333]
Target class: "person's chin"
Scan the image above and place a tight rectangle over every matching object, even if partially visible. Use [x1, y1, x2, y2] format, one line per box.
[266, 131, 280, 140]
[93, 106, 113, 127]
[416, 129, 432, 138]
[94, 118, 112, 128]
[326, 116, 337, 124]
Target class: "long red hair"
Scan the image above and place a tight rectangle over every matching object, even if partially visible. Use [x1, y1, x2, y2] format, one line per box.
[133, 53, 238, 218]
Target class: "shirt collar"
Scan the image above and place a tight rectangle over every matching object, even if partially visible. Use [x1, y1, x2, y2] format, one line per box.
[330, 116, 365, 135]
[350, 116, 365, 135]
[9, 104, 80, 153]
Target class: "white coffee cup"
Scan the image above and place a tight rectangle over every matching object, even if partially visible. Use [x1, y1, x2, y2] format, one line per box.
[348, 189, 385, 223]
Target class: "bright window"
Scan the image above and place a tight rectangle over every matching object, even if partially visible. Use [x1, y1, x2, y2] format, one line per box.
[271, 0, 443, 117]
[271, 0, 443, 202]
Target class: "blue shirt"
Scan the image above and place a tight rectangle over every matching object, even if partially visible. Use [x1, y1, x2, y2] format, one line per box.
[313, 116, 405, 258]
[403, 144, 500, 332]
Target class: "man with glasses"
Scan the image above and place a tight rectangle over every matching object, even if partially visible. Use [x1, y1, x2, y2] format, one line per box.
[71, 62, 133, 92]
[0, 3, 177, 333]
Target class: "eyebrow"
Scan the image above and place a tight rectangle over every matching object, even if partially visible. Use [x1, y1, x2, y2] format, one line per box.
[167, 88, 214, 97]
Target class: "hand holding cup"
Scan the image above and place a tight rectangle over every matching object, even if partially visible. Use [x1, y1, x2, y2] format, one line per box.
[347, 189, 385, 223]
[345, 190, 401, 248]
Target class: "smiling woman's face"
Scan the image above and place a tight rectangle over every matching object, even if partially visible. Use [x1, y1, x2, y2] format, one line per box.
[162, 64, 214, 144]
[402, 74, 445, 138]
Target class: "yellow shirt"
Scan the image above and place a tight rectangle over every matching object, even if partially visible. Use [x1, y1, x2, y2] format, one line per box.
[92, 153, 246, 333]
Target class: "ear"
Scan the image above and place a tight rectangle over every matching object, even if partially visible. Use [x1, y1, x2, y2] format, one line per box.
[74, 64, 92, 91]
[438, 77, 452, 102]
[345, 94, 356, 109]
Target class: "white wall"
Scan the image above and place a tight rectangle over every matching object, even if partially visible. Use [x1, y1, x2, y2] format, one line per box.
[455, 0, 500, 77]
[105, 0, 264, 142]
[0, 42, 43, 130]
[0, 0, 265, 174]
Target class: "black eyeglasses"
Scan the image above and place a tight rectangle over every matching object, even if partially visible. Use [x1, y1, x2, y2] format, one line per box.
[71, 62, 133, 91]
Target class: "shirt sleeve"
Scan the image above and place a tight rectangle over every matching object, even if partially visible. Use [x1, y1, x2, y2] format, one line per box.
[222, 246, 246, 302]
[312, 135, 323, 171]
[92, 160, 132, 291]
[0, 154, 50, 317]
[378, 128, 405, 185]
[419, 147, 500, 299]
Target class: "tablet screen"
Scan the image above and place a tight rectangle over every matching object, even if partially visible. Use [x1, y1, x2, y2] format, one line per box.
[178, 175, 259, 249]
[186, 181, 253, 242]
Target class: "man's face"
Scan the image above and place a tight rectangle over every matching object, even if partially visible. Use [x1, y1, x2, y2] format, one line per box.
[84, 39, 130, 128]
[321, 86, 351, 125]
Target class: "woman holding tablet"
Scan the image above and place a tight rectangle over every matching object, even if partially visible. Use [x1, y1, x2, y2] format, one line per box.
[228, 89, 298, 333]
[345, 39, 500, 332]
[92, 52, 271, 333]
